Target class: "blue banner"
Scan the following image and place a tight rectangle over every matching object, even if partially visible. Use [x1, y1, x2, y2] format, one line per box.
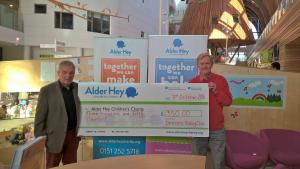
[93, 136, 146, 159]
[155, 58, 197, 83]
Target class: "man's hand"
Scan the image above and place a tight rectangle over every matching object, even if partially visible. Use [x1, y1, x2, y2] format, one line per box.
[208, 82, 217, 93]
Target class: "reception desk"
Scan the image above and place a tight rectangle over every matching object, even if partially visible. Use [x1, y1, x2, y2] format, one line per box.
[53, 154, 205, 169]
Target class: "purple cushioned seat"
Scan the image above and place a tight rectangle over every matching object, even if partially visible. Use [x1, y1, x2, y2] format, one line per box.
[232, 153, 266, 169]
[272, 150, 300, 166]
[273, 164, 288, 169]
[226, 130, 268, 169]
[260, 129, 300, 168]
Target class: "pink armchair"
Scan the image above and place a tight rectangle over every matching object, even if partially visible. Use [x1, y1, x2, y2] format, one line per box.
[225, 130, 268, 169]
[260, 129, 300, 169]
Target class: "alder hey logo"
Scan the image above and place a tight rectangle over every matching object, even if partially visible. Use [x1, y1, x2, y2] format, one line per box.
[109, 40, 132, 56]
[85, 86, 138, 98]
[165, 38, 189, 55]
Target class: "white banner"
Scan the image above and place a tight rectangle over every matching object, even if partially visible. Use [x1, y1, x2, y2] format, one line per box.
[78, 82, 209, 137]
[148, 35, 208, 83]
[93, 37, 148, 83]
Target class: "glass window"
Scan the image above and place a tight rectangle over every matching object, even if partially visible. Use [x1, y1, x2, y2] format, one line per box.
[87, 11, 110, 34]
[34, 4, 46, 14]
[141, 31, 144, 37]
[55, 12, 73, 29]
[232, 14, 239, 23]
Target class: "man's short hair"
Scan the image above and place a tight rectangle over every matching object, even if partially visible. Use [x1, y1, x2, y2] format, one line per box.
[58, 60, 75, 71]
[271, 62, 280, 70]
[196, 53, 214, 64]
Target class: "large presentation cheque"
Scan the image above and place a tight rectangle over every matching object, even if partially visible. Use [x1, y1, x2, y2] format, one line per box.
[78, 82, 209, 137]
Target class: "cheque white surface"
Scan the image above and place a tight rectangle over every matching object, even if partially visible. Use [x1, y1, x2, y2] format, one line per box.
[78, 83, 209, 137]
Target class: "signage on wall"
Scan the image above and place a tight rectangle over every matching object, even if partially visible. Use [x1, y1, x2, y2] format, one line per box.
[226, 75, 287, 109]
[39, 39, 65, 52]
[55, 40, 66, 52]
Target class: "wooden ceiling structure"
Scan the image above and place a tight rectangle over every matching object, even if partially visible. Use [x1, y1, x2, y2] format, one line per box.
[177, 0, 281, 48]
[247, 0, 300, 72]
[176, 0, 300, 72]
[243, 0, 282, 32]
[178, 0, 255, 49]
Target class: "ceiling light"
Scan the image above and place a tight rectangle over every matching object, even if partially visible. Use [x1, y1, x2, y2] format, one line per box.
[9, 4, 13, 8]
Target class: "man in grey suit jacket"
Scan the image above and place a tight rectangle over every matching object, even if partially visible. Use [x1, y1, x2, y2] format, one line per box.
[34, 60, 81, 168]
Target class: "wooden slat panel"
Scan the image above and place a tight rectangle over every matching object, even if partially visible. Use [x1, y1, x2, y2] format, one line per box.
[248, 1, 300, 71]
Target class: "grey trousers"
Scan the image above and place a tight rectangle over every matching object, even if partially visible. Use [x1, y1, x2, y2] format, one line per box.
[191, 128, 226, 169]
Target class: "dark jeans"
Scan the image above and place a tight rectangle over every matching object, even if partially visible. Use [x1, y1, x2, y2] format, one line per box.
[46, 130, 80, 169]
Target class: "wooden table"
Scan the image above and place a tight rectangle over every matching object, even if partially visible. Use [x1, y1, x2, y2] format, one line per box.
[53, 154, 206, 169]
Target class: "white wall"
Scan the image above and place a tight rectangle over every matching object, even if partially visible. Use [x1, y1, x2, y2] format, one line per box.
[0, 26, 24, 60]
[112, 0, 169, 37]
[20, 0, 112, 48]
[169, 0, 186, 24]
[1, 0, 168, 60]
[112, 0, 158, 37]
[20, 0, 167, 47]
[0, 26, 24, 45]
[161, 0, 170, 35]
[0, 4, 20, 31]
